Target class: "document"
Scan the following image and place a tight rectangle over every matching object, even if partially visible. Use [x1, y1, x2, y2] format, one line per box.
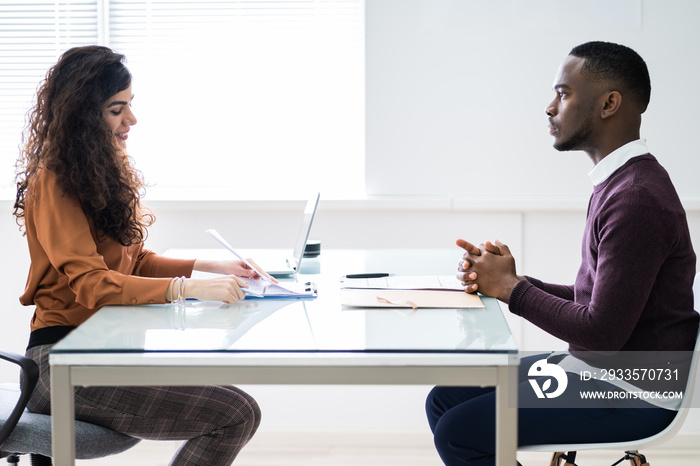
[241, 278, 317, 299]
[340, 275, 464, 291]
[339, 275, 483, 309]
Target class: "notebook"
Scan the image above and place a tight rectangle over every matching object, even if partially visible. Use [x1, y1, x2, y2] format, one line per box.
[250, 192, 320, 277]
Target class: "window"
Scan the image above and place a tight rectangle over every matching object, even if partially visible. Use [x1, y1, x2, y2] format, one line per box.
[0, 0, 99, 196]
[0, 0, 364, 199]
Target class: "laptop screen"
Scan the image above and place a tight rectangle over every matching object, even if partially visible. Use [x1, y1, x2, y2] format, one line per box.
[290, 192, 320, 268]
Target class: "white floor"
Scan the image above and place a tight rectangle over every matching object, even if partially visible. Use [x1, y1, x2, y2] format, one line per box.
[73, 434, 700, 466]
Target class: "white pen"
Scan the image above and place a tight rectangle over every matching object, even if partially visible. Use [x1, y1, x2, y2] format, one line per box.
[242, 288, 264, 298]
[206, 229, 276, 284]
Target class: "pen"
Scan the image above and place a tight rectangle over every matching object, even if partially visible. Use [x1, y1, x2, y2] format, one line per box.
[242, 288, 264, 298]
[344, 273, 391, 279]
[205, 229, 276, 284]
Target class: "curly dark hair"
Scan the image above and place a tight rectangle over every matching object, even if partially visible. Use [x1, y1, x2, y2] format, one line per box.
[570, 41, 651, 113]
[14, 45, 153, 246]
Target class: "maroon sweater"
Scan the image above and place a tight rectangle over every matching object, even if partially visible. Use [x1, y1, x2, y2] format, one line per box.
[510, 154, 698, 353]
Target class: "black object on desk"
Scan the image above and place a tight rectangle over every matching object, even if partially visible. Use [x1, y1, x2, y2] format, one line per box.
[303, 240, 321, 258]
[343, 273, 391, 279]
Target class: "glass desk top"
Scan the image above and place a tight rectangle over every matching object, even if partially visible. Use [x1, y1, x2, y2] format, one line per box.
[51, 249, 518, 355]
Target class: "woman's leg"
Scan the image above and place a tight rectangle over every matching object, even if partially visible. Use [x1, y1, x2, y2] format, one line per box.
[74, 384, 260, 466]
[26, 344, 260, 466]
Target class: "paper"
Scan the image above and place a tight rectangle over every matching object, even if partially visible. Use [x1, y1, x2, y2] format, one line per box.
[340, 288, 483, 309]
[206, 229, 275, 284]
[241, 278, 317, 299]
[340, 275, 464, 291]
[339, 275, 482, 309]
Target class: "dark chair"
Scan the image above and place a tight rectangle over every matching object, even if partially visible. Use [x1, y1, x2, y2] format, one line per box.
[0, 349, 140, 464]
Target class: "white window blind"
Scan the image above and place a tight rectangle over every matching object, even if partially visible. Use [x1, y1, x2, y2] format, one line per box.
[0, 0, 99, 194]
[0, 0, 364, 198]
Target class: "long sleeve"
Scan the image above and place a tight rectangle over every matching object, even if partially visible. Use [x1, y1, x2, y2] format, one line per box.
[20, 168, 195, 330]
[134, 249, 195, 278]
[509, 155, 697, 352]
[522, 277, 574, 301]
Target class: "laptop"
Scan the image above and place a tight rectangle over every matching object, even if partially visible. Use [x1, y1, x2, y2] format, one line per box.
[254, 192, 320, 277]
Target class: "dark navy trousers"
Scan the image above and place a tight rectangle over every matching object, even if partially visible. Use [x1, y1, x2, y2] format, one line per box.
[425, 354, 676, 466]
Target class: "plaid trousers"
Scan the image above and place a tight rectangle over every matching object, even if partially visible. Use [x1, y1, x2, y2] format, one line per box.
[25, 344, 261, 466]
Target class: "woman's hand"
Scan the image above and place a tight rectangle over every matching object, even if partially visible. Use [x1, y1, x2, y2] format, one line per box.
[194, 259, 278, 283]
[184, 275, 249, 304]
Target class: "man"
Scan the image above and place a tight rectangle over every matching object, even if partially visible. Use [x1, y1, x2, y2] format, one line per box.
[425, 41, 698, 466]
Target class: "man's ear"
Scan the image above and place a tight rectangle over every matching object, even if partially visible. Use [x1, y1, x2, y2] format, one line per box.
[600, 91, 622, 119]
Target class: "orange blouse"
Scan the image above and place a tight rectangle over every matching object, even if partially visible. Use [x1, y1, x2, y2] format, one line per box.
[20, 168, 195, 332]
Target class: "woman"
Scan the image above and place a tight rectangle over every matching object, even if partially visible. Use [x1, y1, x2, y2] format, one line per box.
[14, 45, 264, 465]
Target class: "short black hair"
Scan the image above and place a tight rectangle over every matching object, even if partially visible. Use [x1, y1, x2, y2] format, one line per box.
[569, 41, 651, 113]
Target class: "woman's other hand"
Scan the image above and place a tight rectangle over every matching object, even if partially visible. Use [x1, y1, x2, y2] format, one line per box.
[194, 259, 279, 283]
[184, 275, 249, 304]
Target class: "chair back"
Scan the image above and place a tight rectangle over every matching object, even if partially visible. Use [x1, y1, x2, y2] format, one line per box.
[521, 272, 700, 452]
[0, 349, 140, 459]
[0, 351, 38, 447]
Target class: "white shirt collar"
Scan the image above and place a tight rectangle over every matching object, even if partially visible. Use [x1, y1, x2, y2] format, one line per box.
[588, 139, 650, 186]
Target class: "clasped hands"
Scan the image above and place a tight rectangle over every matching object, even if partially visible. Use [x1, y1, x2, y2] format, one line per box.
[456, 238, 524, 303]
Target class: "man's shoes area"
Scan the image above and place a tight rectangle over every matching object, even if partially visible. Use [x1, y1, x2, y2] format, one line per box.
[550, 451, 578, 466]
[549, 450, 651, 466]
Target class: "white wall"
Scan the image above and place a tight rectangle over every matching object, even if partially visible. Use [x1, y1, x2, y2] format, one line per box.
[366, 0, 700, 201]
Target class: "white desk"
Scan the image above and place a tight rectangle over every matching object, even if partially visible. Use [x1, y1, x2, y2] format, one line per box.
[50, 249, 518, 465]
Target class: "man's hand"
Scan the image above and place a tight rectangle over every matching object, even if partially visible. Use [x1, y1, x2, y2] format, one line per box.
[455, 239, 524, 303]
[456, 239, 481, 294]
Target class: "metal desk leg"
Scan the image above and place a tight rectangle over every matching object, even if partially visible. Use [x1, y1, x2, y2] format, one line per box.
[495, 365, 517, 466]
[51, 364, 75, 466]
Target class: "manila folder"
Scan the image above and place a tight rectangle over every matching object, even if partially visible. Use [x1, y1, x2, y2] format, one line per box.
[340, 289, 484, 309]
